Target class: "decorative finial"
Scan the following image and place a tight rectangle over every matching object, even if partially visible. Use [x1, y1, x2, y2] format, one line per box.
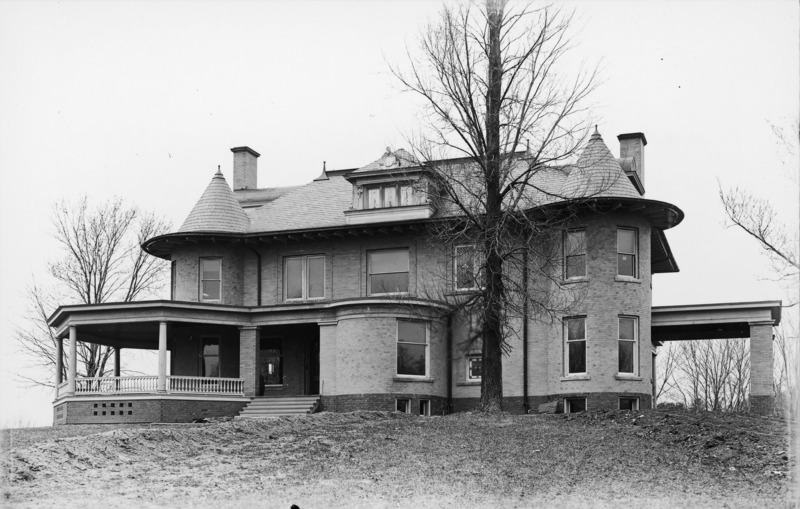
[323, 161, 326, 172]
[594, 125, 599, 134]
[216, 164, 222, 175]
[314, 160, 330, 181]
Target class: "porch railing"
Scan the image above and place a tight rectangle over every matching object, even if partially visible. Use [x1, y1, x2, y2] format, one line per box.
[65, 376, 244, 397]
[168, 376, 244, 395]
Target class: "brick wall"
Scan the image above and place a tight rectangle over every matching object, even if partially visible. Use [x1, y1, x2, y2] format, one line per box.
[749, 322, 774, 414]
[321, 394, 448, 416]
[172, 245, 244, 305]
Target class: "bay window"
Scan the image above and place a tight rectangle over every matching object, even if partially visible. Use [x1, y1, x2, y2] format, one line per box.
[368, 249, 409, 295]
[397, 320, 428, 377]
[199, 258, 221, 302]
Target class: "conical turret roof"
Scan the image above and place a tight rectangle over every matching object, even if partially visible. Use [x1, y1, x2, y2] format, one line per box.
[560, 129, 642, 200]
[178, 169, 249, 233]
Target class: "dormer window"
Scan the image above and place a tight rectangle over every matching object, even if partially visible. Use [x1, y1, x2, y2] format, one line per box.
[365, 183, 415, 209]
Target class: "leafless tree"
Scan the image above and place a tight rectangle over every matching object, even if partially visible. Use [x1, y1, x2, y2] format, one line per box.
[15, 197, 171, 388]
[667, 339, 751, 412]
[393, 1, 597, 411]
[655, 342, 681, 405]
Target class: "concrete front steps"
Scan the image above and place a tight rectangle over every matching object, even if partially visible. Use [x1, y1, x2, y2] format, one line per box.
[236, 396, 320, 419]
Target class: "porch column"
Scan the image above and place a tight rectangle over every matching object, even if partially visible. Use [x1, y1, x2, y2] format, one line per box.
[157, 322, 167, 393]
[749, 321, 774, 415]
[114, 347, 121, 377]
[67, 326, 77, 396]
[54, 337, 64, 399]
[239, 326, 260, 397]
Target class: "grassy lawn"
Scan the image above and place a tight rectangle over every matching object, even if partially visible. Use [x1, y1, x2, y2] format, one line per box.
[1, 410, 794, 508]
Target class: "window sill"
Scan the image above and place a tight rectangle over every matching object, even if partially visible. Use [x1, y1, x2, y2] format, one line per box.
[561, 277, 589, 285]
[456, 381, 481, 386]
[560, 374, 591, 381]
[615, 374, 642, 381]
[368, 292, 410, 298]
[614, 276, 641, 284]
[393, 376, 435, 383]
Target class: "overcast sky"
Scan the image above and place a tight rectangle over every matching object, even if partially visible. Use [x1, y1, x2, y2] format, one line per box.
[1, 0, 797, 427]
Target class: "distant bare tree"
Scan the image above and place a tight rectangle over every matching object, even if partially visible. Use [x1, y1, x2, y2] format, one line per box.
[15, 197, 171, 387]
[670, 339, 750, 412]
[393, 0, 597, 412]
[655, 342, 681, 405]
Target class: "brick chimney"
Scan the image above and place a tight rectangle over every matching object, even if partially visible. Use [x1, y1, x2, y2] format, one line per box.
[231, 146, 260, 190]
[617, 133, 647, 189]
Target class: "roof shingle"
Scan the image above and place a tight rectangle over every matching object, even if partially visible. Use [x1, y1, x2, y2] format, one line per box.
[178, 170, 250, 233]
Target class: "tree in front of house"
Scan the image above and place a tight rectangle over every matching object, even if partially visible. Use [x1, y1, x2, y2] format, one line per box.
[15, 197, 171, 388]
[393, 0, 597, 412]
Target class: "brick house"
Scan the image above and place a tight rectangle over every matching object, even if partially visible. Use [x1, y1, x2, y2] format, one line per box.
[48, 130, 781, 424]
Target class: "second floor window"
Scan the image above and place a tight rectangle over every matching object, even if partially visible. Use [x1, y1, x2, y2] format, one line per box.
[365, 183, 415, 209]
[563, 229, 586, 279]
[617, 228, 638, 278]
[285, 255, 325, 301]
[368, 249, 409, 295]
[454, 244, 482, 290]
[199, 258, 221, 302]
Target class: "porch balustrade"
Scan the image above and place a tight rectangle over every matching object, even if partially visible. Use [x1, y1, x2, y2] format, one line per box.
[62, 376, 244, 397]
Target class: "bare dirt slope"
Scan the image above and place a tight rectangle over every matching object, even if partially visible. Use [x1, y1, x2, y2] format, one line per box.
[1, 410, 794, 508]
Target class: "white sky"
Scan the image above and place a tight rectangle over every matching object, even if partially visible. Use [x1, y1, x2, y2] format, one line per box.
[0, 0, 797, 427]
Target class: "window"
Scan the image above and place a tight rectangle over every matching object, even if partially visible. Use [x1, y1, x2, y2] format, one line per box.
[564, 317, 586, 375]
[563, 229, 586, 279]
[467, 355, 482, 382]
[617, 228, 638, 278]
[397, 320, 428, 377]
[619, 397, 639, 411]
[199, 258, 221, 302]
[368, 249, 409, 295]
[396, 398, 411, 413]
[201, 337, 220, 377]
[284, 255, 325, 301]
[260, 339, 283, 386]
[419, 399, 430, 416]
[565, 398, 586, 413]
[455, 245, 482, 290]
[618, 316, 638, 375]
[365, 183, 416, 209]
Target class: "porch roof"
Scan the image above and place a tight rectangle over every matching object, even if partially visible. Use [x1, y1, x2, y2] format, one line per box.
[47, 298, 451, 344]
[651, 300, 782, 342]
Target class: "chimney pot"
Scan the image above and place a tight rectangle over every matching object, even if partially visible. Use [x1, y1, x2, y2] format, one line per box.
[231, 146, 260, 190]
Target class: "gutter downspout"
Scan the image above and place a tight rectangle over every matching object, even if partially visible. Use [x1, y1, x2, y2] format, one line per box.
[446, 312, 453, 414]
[249, 247, 262, 306]
[522, 247, 529, 414]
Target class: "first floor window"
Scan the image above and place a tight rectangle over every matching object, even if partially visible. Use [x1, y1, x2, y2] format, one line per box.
[619, 397, 639, 411]
[285, 255, 326, 301]
[467, 355, 482, 382]
[617, 228, 638, 278]
[565, 398, 586, 413]
[200, 258, 221, 302]
[368, 249, 409, 295]
[397, 320, 428, 377]
[455, 244, 482, 290]
[396, 398, 411, 413]
[202, 337, 220, 377]
[618, 316, 638, 374]
[564, 317, 586, 374]
[419, 399, 430, 416]
[563, 229, 586, 279]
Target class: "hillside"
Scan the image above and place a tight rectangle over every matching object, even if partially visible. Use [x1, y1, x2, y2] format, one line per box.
[1, 410, 794, 508]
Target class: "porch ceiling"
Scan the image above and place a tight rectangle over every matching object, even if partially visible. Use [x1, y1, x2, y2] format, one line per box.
[652, 301, 781, 342]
